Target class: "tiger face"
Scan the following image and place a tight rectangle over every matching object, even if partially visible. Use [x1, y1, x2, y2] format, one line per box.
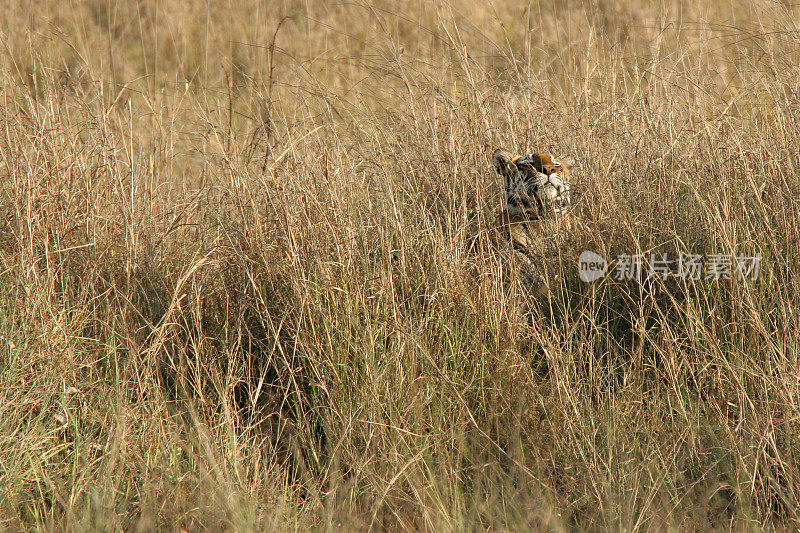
[492, 149, 572, 219]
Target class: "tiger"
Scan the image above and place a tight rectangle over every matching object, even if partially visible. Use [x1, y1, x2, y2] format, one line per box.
[491, 149, 573, 249]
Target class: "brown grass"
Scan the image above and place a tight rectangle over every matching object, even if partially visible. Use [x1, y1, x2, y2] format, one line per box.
[1, 0, 799, 530]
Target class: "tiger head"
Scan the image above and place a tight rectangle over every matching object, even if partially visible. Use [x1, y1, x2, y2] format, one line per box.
[492, 149, 572, 219]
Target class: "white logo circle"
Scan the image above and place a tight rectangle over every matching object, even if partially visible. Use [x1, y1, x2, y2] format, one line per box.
[578, 251, 608, 282]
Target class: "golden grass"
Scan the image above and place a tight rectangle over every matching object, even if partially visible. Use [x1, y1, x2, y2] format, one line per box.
[1, 0, 799, 529]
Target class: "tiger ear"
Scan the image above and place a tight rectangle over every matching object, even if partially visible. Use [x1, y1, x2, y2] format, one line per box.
[559, 156, 576, 169]
[492, 149, 517, 177]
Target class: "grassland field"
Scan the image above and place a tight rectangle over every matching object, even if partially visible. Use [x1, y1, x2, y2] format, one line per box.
[1, 0, 800, 530]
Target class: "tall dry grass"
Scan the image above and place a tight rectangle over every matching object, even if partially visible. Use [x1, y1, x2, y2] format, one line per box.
[1, 0, 799, 529]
